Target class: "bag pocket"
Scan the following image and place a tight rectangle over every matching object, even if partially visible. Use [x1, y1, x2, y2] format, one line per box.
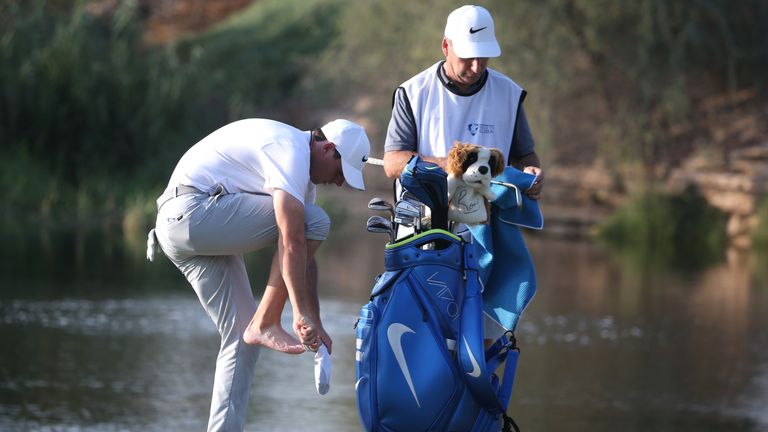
[376, 279, 463, 431]
[355, 302, 378, 431]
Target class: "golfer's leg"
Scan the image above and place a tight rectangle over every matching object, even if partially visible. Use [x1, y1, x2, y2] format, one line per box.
[187, 192, 279, 256]
[301, 204, 330, 302]
[178, 254, 260, 432]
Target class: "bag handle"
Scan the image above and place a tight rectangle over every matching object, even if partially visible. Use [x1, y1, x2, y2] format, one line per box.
[385, 229, 460, 250]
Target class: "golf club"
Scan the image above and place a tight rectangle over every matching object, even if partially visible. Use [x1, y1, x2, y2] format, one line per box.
[368, 197, 395, 219]
[394, 198, 421, 230]
[490, 180, 522, 207]
[366, 215, 394, 243]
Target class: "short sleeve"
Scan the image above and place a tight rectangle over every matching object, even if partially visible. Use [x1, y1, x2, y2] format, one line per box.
[510, 105, 535, 159]
[384, 87, 418, 153]
[260, 141, 310, 205]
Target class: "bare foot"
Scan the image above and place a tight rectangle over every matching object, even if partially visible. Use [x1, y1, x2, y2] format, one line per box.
[243, 321, 305, 354]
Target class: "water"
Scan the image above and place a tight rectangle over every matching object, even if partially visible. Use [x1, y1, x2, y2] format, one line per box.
[1, 229, 767, 431]
[0, 296, 361, 432]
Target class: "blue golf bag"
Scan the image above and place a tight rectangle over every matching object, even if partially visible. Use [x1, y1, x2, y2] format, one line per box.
[354, 229, 520, 432]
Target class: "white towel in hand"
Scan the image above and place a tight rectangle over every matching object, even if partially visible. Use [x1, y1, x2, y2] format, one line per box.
[314, 344, 332, 395]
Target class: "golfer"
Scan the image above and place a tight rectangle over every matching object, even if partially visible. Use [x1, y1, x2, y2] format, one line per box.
[147, 118, 370, 431]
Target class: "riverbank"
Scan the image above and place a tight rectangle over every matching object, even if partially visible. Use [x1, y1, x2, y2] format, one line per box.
[539, 141, 768, 251]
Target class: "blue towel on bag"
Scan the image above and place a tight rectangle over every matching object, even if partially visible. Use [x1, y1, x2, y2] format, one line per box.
[468, 167, 543, 331]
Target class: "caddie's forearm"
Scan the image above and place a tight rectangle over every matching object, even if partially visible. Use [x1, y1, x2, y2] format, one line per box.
[384, 150, 448, 178]
[383, 151, 414, 178]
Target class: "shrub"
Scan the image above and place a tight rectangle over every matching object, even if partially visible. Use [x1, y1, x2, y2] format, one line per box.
[0, 1, 207, 187]
[598, 186, 728, 270]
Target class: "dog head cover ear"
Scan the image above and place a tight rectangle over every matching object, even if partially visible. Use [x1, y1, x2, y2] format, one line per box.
[447, 141, 478, 176]
[489, 148, 505, 177]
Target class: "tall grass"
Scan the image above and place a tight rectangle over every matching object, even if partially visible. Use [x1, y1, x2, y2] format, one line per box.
[1, 0, 343, 234]
[185, 0, 344, 122]
[1, 2, 206, 186]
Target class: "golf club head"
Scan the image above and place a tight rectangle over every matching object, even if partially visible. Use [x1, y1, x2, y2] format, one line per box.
[368, 197, 394, 217]
[366, 215, 394, 242]
[394, 198, 421, 227]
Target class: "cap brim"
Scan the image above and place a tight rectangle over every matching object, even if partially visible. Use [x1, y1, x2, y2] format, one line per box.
[341, 160, 365, 190]
[452, 40, 501, 59]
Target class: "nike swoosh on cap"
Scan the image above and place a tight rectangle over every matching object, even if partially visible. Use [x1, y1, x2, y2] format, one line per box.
[469, 26, 487, 34]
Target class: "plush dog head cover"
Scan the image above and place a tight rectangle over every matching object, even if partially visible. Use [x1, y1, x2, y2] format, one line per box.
[447, 142, 505, 181]
[446, 142, 505, 224]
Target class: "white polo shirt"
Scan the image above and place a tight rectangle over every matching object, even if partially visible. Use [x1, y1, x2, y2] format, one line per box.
[167, 118, 316, 205]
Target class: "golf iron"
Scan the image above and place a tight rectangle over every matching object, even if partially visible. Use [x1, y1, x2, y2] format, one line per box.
[365, 215, 394, 243]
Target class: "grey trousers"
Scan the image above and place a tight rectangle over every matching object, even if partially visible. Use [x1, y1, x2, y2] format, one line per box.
[154, 189, 330, 432]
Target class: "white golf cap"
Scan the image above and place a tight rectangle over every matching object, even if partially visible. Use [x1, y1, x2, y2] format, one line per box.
[320, 119, 371, 190]
[444, 5, 501, 59]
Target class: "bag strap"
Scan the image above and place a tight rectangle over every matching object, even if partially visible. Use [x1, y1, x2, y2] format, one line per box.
[460, 242, 523, 431]
[502, 413, 521, 432]
[492, 333, 519, 409]
[486, 334, 521, 432]
[457, 243, 505, 414]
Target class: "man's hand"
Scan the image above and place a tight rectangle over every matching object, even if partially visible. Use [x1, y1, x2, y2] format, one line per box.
[523, 166, 544, 200]
[294, 314, 333, 354]
[513, 151, 544, 200]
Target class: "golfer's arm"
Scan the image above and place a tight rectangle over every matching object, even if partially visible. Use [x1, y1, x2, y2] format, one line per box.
[383, 150, 448, 178]
[273, 190, 316, 320]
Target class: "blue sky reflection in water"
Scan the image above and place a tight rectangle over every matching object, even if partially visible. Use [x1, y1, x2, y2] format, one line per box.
[1, 235, 767, 431]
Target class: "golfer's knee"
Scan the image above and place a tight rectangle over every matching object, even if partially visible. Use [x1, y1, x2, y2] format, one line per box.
[305, 205, 330, 241]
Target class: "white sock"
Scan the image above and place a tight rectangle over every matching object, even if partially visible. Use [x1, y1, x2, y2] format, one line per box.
[314, 344, 332, 395]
